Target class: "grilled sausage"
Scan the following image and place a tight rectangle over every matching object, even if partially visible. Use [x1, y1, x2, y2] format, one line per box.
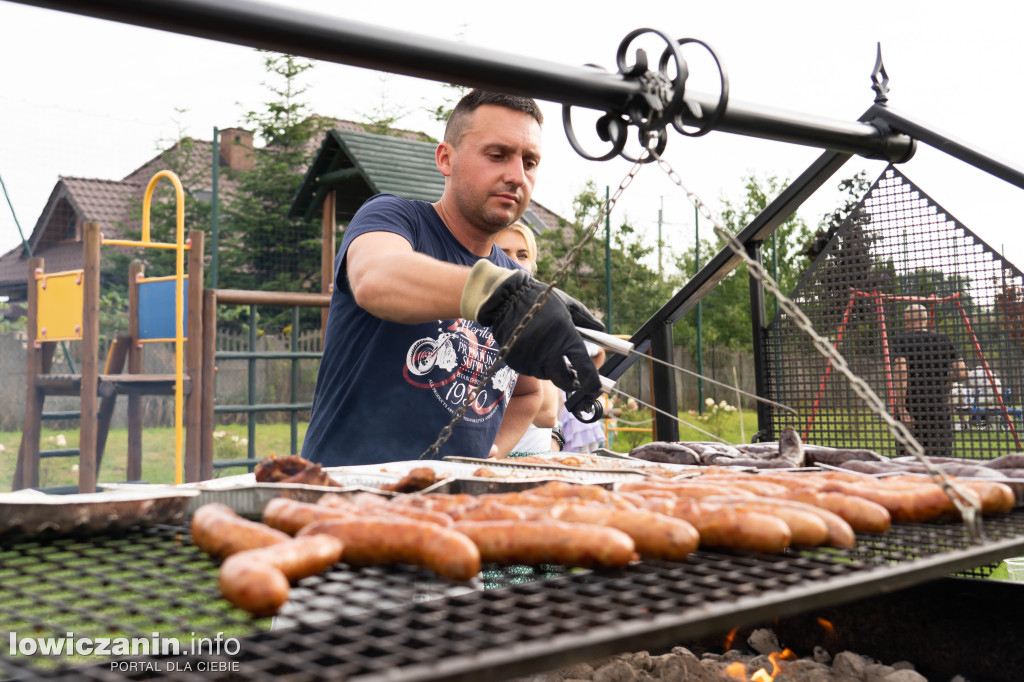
[263, 498, 356, 535]
[689, 475, 793, 498]
[704, 495, 853, 548]
[817, 479, 970, 523]
[191, 503, 290, 559]
[619, 480, 758, 500]
[786, 489, 891, 534]
[882, 476, 1013, 515]
[642, 498, 792, 554]
[550, 505, 699, 561]
[446, 500, 530, 522]
[218, 534, 344, 616]
[960, 479, 1015, 514]
[452, 520, 637, 568]
[298, 517, 481, 581]
[523, 481, 637, 509]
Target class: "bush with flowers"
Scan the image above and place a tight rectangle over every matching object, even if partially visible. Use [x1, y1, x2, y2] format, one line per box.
[687, 398, 738, 437]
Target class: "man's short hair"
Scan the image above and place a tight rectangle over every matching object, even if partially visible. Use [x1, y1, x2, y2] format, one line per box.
[444, 90, 543, 147]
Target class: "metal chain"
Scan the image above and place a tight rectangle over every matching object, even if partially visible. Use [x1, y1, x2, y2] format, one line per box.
[649, 148, 983, 540]
[419, 155, 649, 460]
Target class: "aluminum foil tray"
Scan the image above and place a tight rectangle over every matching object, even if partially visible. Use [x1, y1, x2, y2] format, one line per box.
[328, 460, 489, 479]
[419, 476, 617, 495]
[103, 472, 401, 518]
[443, 454, 655, 480]
[0, 488, 198, 536]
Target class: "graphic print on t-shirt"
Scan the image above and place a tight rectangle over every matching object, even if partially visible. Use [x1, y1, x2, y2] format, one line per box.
[403, 319, 515, 422]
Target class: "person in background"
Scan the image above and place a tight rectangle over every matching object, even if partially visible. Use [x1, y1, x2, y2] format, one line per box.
[301, 90, 604, 467]
[494, 222, 563, 453]
[892, 303, 968, 457]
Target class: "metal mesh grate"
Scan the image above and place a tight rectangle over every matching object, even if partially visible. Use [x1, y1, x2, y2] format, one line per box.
[3, 513, 1024, 681]
[767, 165, 1024, 459]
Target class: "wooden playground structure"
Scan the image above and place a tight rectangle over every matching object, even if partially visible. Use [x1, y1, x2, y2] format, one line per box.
[12, 170, 334, 493]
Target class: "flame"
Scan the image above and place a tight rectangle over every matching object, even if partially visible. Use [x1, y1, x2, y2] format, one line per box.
[725, 661, 747, 679]
[723, 627, 738, 650]
[748, 648, 797, 682]
[817, 617, 835, 635]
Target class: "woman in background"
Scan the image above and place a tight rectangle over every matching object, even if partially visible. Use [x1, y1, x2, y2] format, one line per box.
[494, 223, 564, 453]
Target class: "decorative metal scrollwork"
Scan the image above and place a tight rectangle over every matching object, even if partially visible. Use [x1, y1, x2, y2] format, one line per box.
[562, 29, 729, 163]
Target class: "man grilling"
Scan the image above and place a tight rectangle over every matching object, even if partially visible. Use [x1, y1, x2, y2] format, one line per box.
[892, 304, 968, 457]
[300, 90, 604, 467]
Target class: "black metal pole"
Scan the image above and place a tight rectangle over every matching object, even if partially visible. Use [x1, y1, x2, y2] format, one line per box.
[746, 242, 772, 443]
[6, 0, 917, 162]
[650, 321, 679, 442]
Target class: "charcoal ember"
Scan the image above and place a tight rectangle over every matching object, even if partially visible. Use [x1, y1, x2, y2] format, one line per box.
[865, 662, 898, 681]
[649, 649, 703, 681]
[628, 442, 700, 466]
[880, 669, 928, 682]
[803, 444, 886, 466]
[747, 628, 781, 655]
[832, 651, 871, 678]
[983, 453, 1024, 469]
[592, 658, 643, 682]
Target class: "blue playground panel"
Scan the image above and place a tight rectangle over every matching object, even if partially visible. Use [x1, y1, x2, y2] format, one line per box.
[138, 279, 188, 340]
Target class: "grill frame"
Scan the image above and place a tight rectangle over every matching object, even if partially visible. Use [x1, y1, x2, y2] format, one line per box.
[2, 511, 1024, 681]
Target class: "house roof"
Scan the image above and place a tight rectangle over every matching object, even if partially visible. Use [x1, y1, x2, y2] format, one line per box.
[289, 127, 564, 233]
[0, 136, 240, 299]
[0, 177, 143, 296]
[290, 128, 446, 221]
[0, 120, 568, 300]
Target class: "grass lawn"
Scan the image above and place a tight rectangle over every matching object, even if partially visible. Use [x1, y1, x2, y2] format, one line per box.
[0, 422, 307, 490]
[606, 407, 761, 452]
[2, 407, 760, 490]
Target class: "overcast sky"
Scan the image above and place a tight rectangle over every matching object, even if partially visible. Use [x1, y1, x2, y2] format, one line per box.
[2, 0, 1023, 275]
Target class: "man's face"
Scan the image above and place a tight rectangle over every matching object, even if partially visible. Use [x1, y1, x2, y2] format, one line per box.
[442, 105, 541, 233]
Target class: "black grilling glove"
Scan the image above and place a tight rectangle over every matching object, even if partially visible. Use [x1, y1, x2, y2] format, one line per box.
[461, 260, 603, 402]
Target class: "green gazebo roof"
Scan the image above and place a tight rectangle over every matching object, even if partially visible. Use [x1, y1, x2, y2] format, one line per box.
[290, 128, 444, 221]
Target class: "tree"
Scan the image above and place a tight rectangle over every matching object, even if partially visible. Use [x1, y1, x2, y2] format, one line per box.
[218, 52, 330, 332]
[672, 174, 813, 354]
[534, 181, 683, 337]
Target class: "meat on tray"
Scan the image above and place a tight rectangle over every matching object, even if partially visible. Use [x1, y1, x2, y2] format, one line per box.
[254, 455, 343, 487]
[629, 427, 811, 468]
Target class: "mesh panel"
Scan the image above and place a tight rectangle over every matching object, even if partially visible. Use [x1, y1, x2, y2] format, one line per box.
[768, 166, 1024, 459]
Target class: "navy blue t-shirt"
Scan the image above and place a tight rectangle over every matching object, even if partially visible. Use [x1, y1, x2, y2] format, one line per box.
[301, 194, 520, 466]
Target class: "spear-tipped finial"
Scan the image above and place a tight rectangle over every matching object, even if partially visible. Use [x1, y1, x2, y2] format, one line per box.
[871, 42, 890, 105]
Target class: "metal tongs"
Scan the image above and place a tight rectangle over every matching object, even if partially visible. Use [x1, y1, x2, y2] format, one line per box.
[563, 329, 633, 423]
[564, 326, 797, 424]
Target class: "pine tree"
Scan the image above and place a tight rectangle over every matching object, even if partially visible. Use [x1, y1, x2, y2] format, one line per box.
[218, 52, 330, 332]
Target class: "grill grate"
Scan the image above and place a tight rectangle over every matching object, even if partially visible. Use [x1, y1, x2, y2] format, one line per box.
[3, 513, 1024, 681]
